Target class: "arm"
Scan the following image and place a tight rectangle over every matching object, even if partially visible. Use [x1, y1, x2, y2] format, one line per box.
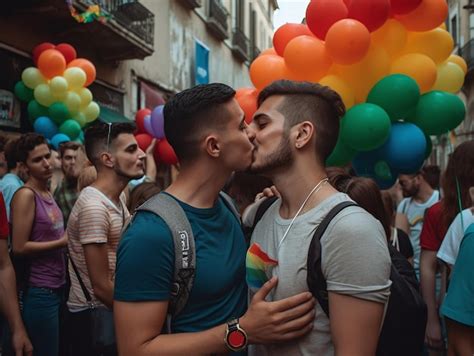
[83, 243, 114, 308]
[329, 292, 384, 356]
[11, 188, 67, 256]
[0, 240, 33, 356]
[395, 212, 409, 235]
[145, 139, 157, 182]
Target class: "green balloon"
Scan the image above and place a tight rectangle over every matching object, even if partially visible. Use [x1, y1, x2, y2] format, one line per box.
[14, 81, 34, 102]
[374, 160, 392, 181]
[27, 100, 49, 122]
[326, 138, 357, 167]
[340, 103, 391, 152]
[367, 74, 420, 122]
[59, 119, 81, 140]
[410, 91, 466, 135]
[49, 102, 70, 125]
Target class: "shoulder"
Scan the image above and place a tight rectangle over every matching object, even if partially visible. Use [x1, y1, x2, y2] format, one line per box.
[12, 186, 35, 203]
[121, 210, 173, 248]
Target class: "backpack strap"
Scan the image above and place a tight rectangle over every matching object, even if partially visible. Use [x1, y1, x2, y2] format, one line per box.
[252, 196, 278, 231]
[306, 201, 358, 317]
[218, 191, 241, 223]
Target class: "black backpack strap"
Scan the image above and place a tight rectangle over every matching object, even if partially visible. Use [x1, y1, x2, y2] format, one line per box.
[218, 191, 241, 223]
[252, 196, 278, 230]
[307, 201, 358, 317]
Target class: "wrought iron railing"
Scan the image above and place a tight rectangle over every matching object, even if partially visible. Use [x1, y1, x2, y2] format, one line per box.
[232, 27, 249, 61]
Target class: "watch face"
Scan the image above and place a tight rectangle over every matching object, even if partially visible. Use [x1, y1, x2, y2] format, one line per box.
[228, 330, 246, 348]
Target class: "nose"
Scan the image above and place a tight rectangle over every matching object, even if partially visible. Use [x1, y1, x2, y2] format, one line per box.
[246, 124, 256, 143]
[138, 148, 146, 160]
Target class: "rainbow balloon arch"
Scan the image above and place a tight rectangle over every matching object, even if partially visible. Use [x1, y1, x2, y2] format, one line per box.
[237, 0, 466, 189]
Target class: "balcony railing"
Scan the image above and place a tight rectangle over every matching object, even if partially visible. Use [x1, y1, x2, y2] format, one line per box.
[206, 0, 229, 40]
[231, 28, 249, 62]
[178, 0, 202, 10]
[460, 38, 474, 72]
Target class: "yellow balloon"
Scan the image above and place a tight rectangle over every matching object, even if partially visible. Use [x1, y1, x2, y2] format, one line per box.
[402, 28, 454, 64]
[33, 84, 54, 107]
[64, 92, 82, 114]
[319, 75, 355, 109]
[371, 19, 407, 57]
[22, 67, 46, 89]
[439, 22, 447, 30]
[83, 102, 100, 123]
[391, 53, 437, 93]
[50, 76, 69, 97]
[64, 67, 87, 90]
[76, 88, 93, 108]
[448, 54, 467, 74]
[432, 62, 465, 93]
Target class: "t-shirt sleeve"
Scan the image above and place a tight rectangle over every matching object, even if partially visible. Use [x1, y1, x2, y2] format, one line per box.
[321, 209, 392, 304]
[0, 193, 8, 239]
[76, 200, 110, 244]
[114, 211, 174, 301]
[420, 206, 439, 251]
[396, 199, 407, 214]
[437, 212, 464, 265]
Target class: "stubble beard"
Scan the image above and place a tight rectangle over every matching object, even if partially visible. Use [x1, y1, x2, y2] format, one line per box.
[250, 134, 293, 175]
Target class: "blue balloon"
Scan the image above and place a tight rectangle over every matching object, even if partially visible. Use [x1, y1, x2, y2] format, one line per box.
[33, 116, 58, 140]
[51, 133, 70, 150]
[352, 150, 398, 190]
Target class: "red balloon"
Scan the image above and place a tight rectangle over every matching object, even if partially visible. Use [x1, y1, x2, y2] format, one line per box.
[390, 0, 422, 15]
[135, 133, 153, 151]
[273, 23, 313, 56]
[32, 42, 55, 65]
[306, 0, 348, 40]
[236, 89, 258, 124]
[135, 108, 151, 134]
[155, 139, 178, 165]
[56, 43, 77, 64]
[347, 0, 391, 32]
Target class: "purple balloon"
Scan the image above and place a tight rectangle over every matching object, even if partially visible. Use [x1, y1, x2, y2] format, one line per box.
[143, 114, 155, 137]
[150, 105, 165, 139]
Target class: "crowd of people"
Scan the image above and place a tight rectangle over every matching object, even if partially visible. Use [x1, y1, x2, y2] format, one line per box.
[0, 80, 472, 356]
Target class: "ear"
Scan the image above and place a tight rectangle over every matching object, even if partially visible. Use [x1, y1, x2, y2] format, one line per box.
[99, 152, 115, 168]
[18, 161, 28, 173]
[204, 135, 220, 158]
[294, 121, 314, 149]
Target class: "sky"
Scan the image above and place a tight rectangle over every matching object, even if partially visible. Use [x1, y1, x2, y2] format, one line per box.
[273, 0, 311, 30]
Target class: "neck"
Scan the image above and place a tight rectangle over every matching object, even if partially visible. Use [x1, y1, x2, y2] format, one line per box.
[414, 184, 435, 204]
[26, 176, 49, 193]
[92, 170, 129, 205]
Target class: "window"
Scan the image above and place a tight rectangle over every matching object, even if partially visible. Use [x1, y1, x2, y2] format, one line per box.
[451, 15, 458, 45]
[470, 13, 474, 40]
[234, 0, 245, 29]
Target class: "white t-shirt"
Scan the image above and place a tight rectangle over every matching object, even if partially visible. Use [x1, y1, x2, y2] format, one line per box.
[437, 208, 474, 265]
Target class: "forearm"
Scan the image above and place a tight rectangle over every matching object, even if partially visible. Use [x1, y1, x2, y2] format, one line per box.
[92, 280, 114, 309]
[145, 156, 156, 182]
[0, 263, 25, 333]
[420, 252, 438, 317]
[14, 239, 65, 255]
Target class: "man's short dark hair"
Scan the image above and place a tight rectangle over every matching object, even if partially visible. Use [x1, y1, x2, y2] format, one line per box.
[84, 122, 136, 167]
[4, 139, 19, 171]
[0, 135, 7, 153]
[258, 80, 346, 164]
[59, 141, 81, 157]
[17, 133, 48, 164]
[421, 165, 440, 190]
[163, 83, 236, 162]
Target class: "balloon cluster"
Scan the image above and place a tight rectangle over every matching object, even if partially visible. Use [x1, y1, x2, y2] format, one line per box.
[134, 107, 178, 166]
[14, 42, 99, 148]
[240, 0, 466, 188]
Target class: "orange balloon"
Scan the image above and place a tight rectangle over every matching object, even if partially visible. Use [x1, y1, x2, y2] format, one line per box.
[395, 0, 448, 32]
[37, 49, 66, 79]
[390, 53, 437, 93]
[273, 23, 313, 56]
[448, 54, 467, 74]
[325, 19, 371, 65]
[67, 58, 96, 87]
[235, 87, 256, 99]
[236, 90, 258, 124]
[260, 48, 278, 57]
[249, 55, 290, 90]
[284, 35, 332, 82]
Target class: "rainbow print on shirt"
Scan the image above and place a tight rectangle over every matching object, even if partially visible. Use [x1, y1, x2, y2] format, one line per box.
[246, 243, 278, 290]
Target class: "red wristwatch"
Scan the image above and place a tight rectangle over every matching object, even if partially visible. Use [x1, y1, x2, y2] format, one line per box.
[224, 318, 248, 352]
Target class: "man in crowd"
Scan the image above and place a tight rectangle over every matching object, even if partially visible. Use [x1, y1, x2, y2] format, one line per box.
[66, 123, 145, 356]
[248, 80, 392, 355]
[114, 83, 315, 355]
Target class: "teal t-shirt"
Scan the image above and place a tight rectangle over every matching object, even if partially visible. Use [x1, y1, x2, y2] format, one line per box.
[114, 193, 248, 333]
[440, 223, 474, 326]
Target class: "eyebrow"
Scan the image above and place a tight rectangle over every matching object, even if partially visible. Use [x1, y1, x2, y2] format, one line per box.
[253, 113, 269, 122]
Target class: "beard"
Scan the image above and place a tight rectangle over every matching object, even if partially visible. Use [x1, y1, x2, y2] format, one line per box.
[250, 134, 293, 175]
[114, 161, 144, 181]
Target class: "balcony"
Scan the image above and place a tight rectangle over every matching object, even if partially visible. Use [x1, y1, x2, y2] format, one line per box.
[178, 0, 202, 10]
[206, 0, 229, 40]
[460, 38, 474, 72]
[250, 45, 261, 62]
[231, 28, 249, 62]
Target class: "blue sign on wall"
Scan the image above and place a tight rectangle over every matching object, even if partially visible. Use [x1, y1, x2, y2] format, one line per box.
[195, 39, 209, 85]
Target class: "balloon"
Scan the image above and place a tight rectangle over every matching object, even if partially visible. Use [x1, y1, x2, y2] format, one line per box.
[249, 55, 289, 90]
[64, 92, 82, 114]
[37, 49, 66, 79]
[260, 48, 277, 56]
[340, 103, 391, 151]
[48, 102, 70, 125]
[59, 119, 81, 140]
[367, 74, 420, 121]
[135, 108, 151, 134]
[49, 76, 69, 97]
[14, 81, 34, 102]
[34, 84, 54, 107]
[409, 91, 466, 135]
[371, 19, 408, 57]
[151, 105, 165, 139]
[306, 0, 349, 40]
[325, 19, 371, 65]
[73, 112, 87, 128]
[432, 62, 465, 93]
[448, 54, 467, 74]
[395, 0, 448, 32]
[155, 139, 178, 165]
[51, 133, 71, 149]
[143, 115, 155, 136]
[63, 67, 87, 89]
[319, 75, 355, 109]
[77, 88, 93, 108]
[347, 0, 391, 32]
[352, 151, 398, 189]
[67, 58, 96, 86]
[55, 43, 77, 64]
[273, 23, 313, 56]
[135, 133, 153, 151]
[32, 42, 55, 65]
[402, 28, 454, 64]
[28, 100, 49, 121]
[390, 0, 422, 15]
[390, 53, 437, 93]
[235, 87, 255, 99]
[83, 101, 100, 123]
[284, 35, 332, 82]
[236, 89, 258, 124]
[326, 138, 357, 167]
[22, 67, 46, 89]
[33, 116, 58, 139]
